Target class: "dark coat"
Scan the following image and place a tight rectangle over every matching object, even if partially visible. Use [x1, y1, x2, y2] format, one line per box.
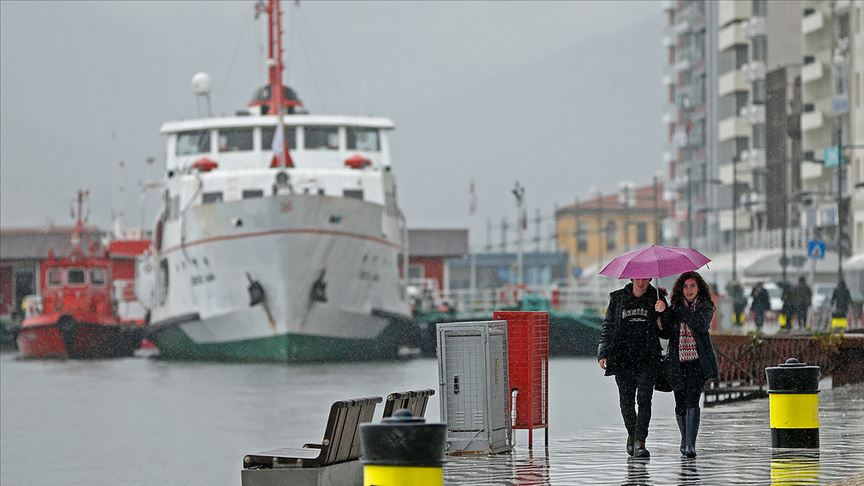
[659, 298, 719, 390]
[597, 283, 665, 377]
[751, 287, 771, 312]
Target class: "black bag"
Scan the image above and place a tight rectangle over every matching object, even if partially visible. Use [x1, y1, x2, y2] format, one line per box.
[654, 360, 674, 393]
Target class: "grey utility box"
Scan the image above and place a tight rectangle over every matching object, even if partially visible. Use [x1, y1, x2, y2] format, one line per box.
[436, 320, 512, 455]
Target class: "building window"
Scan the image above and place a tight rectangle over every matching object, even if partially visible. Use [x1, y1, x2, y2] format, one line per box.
[47, 269, 63, 287]
[751, 35, 767, 62]
[346, 127, 380, 151]
[305, 127, 339, 150]
[753, 79, 766, 104]
[408, 264, 424, 279]
[242, 189, 264, 199]
[90, 268, 106, 287]
[67, 269, 86, 286]
[752, 123, 766, 149]
[606, 221, 617, 251]
[752, 0, 766, 16]
[577, 222, 588, 251]
[261, 126, 297, 150]
[176, 130, 211, 156]
[217, 128, 254, 152]
[636, 223, 648, 244]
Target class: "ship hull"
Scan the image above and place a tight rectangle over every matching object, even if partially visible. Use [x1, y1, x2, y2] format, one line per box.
[16, 316, 143, 359]
[149, 192, 411, 362]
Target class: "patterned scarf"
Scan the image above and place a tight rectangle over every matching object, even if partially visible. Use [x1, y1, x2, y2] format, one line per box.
[679, 299, 699, 362]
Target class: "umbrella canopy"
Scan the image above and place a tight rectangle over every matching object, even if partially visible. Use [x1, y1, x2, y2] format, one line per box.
[599, 245, 711, 280]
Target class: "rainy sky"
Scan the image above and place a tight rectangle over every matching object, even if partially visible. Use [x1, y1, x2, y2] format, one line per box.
[0, 1, 663, 248]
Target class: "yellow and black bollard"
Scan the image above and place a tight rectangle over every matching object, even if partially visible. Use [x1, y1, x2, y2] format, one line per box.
[360, 409, 446, 486]
[765, 358, 820, 448]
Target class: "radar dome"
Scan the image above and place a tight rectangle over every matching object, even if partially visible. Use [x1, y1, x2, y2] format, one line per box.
[191, 72, 212, 95]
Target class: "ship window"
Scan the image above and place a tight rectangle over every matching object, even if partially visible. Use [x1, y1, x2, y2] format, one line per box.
[305, 126, 339, 150]
[217, 128, 254, 152]
[202, 192, 223, 204]
[242, 189, 264, 199]
[158, 258, 169, 305]
[347, 127, 380, 151]
[47, 269, 63, 287]
[90, 268, 106, 287]
[176, 130, 211, 155]
[261, 126, 297, 150]
[67, 269, 86, 285]
[343, 189, 364, 199]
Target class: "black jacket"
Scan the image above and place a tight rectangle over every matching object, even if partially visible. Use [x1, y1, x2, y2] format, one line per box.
[597, 283, 665, 376]
[659, 298, 719, 389]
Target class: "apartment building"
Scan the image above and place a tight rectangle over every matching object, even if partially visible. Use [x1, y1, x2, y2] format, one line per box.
[852, 2, 864, 256]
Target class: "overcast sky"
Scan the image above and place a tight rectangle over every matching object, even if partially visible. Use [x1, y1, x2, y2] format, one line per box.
[0, 1, 664, 249]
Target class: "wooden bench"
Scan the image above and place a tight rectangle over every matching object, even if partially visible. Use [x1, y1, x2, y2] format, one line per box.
[382, 389, 435, 419]
[243, 396, 382, 470]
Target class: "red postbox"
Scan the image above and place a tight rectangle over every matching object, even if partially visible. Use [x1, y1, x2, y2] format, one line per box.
[493, 310, 549, 448]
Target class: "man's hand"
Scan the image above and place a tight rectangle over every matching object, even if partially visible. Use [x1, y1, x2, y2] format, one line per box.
[598, 358, 607, 370]
[655, 300, 667, 313]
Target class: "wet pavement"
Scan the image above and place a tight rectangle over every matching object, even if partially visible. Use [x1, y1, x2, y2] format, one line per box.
[443, 383, 864, 485]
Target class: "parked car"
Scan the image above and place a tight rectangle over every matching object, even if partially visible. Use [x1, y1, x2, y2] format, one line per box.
[811, 283, 835, 310]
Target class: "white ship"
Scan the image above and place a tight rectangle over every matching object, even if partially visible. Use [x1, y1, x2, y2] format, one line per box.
[146, 0, 411, 361]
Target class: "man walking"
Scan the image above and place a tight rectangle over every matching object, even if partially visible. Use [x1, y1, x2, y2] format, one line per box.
[750, 282, 770, 331]
[598, 278, 666, 458]
[792, 277, 812, 330]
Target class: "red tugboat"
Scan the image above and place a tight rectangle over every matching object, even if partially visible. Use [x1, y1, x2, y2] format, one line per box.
[15, 190, 146, 358]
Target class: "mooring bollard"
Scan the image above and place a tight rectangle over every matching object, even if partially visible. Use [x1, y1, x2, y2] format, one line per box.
[360, 409, 446, 486]
[765, 358, 820, 448]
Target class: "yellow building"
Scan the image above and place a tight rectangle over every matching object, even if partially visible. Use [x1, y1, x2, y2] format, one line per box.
[556, 183, 668, 277]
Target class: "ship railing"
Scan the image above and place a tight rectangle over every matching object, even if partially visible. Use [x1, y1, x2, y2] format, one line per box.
[432, 284, 610, 317]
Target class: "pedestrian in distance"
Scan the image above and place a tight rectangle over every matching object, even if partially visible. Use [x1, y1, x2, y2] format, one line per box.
[779, 281, 793, 332]
[831, 278, 852, 319]
[792, 276, 812, 329]
[750, 282, 770, 331]
[726, 280, 746, 327]
[597, 278, 668, 458]
[658, 271, 718, 458]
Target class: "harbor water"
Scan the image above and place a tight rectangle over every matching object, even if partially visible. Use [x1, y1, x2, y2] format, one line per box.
[1, 352, 862, 485]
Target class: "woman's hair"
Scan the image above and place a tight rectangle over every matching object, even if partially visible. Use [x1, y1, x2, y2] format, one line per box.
[670, 271, 714, 308]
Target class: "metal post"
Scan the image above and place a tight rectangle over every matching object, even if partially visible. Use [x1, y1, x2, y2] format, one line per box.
[837, 125, 843, 280]
[732, 156, 739, 282]
[653, 174, 661, 245]
[512, 183, 525, 286]
[687, 166, 693, 249]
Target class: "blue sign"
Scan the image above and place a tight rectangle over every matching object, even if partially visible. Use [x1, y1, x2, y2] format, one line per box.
[571, 267, 583, 279]
[496, 267, 512, 282]
[824, 146, 840, 167]
[807, 239, 826, 260]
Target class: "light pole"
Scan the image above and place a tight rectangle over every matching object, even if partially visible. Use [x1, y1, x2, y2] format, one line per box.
[687, 166, 693, 249]
[618, 182, 635, 251]
[732, 156, 739, 282]
[653, 172, 662, 245]
[512, 182, 525, 286]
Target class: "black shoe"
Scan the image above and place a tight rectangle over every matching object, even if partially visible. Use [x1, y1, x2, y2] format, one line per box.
[626, 435, 634, 456]
[684, 408, 700, 458]
[633, 439, 650, 458]
[676, 413, 686, 456]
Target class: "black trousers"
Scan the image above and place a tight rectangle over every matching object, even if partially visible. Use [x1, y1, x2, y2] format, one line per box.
[674, 360, 704, 415]
[615, 366, 656, 441]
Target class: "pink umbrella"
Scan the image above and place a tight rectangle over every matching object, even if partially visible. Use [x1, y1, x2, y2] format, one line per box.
[599, 245, 710, 290]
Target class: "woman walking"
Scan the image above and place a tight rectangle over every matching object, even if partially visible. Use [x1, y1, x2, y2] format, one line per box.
[658, 271, 718, 458]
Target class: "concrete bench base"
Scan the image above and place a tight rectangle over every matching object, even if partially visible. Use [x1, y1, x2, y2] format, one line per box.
[241, 460, 362, 486]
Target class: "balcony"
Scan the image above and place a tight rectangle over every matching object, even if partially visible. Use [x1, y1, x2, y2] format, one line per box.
[663, 104, 680, 125]
[802, 9, 824, 35]
[662, 34, 674, 48]
[661, 0, 676, 11]
[673, 19, 691, 35]
[718, 0, 752, 27]
[718, 70, 749, 96]
[662, 73, 674, 86]
[801, 110, 824, 132]
[718, 116, 750, 142]
[801, 60, 824, 83]
[801, 161, 823, 180]
[718, 22, 748, 51]
[741, 148, 766, 168]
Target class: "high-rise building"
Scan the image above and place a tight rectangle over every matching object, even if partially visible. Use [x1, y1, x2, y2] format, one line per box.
[851, 2, 864, 256]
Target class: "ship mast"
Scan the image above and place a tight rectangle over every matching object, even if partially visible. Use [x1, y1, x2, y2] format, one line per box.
[71, 189, 90, 258]
[265, 0, 293, 167]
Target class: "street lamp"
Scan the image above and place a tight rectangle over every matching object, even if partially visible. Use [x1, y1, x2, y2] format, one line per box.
[732, 155, 739, 282]
[618, 182, 636, 251]
[512, 182, 525, 286]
